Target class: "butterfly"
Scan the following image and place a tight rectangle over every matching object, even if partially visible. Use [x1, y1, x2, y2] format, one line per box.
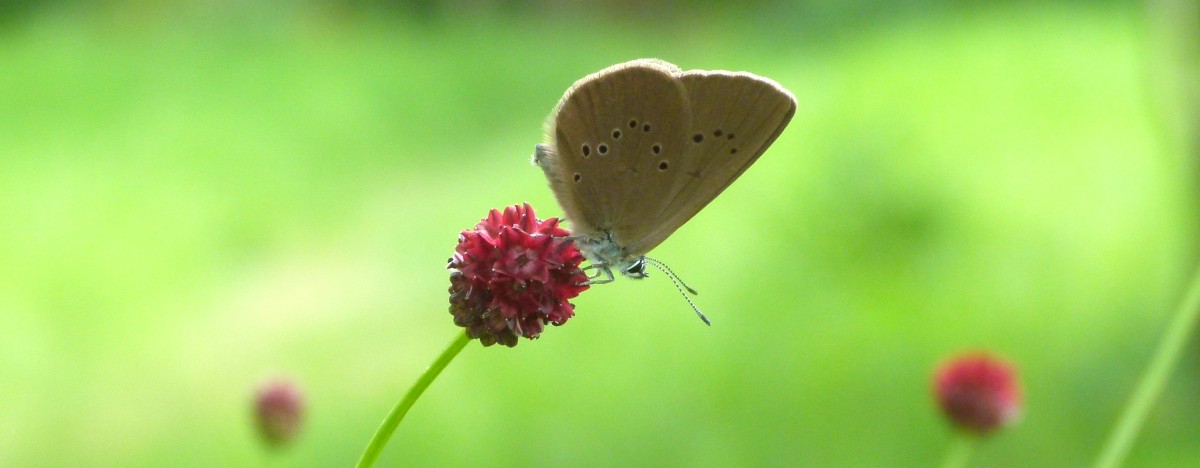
[533, 59, 796, 323]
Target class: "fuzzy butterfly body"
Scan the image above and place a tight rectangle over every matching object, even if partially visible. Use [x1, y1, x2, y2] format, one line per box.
[533, 59, 796, 284]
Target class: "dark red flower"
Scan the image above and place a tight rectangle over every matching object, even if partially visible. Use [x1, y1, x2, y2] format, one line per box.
[933, 352, 1022, 435]
[448, 203, 589, 347]
[254, 378, 305, 447]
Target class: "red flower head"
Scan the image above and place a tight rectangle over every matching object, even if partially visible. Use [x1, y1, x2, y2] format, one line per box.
[254, 378, 305, 447]
[447, 203, 589, 347]
[933, 352, 1022, 435]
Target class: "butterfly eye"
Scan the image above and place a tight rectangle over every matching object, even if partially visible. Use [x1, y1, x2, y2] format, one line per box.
[625, 261, 647, 278]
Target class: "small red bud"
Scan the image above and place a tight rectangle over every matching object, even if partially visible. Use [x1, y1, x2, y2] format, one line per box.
[254, 378, 305, 447]
[933, 352, 1022, 435]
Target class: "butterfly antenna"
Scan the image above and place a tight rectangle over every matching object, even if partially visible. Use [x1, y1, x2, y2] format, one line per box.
[643, 257, 710, 326]
[644, 257, 699, 295]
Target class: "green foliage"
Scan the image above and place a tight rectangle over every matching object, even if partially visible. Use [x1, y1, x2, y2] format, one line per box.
[0, 2, 1194, 466]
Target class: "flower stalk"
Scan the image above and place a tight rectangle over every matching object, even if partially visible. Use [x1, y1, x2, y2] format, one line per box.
[939, 433, 977, 468]
[1093, 264, 1200, 468]
[357, 331, 471, 468]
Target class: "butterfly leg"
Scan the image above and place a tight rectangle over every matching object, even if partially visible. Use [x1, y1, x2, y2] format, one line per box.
[581, 264, 615, 285]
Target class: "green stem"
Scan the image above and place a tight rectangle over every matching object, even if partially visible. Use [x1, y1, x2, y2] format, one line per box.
[1093, 265, 1200, 468]
[357, 331, 471, 468]
[939, 433, 976, 468]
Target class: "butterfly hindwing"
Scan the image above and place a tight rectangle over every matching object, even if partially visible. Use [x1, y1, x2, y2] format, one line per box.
[624, 69, 797, 255]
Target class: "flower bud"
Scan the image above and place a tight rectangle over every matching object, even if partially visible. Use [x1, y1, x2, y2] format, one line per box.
[254, 378, 305, 446]
[933, 352, 1021, 435]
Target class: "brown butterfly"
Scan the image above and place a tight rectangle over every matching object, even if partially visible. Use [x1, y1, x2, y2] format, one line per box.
[533, 59, 796, 323]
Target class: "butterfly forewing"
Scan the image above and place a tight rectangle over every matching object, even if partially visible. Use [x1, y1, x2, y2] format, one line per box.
[545, 60, 692, 246]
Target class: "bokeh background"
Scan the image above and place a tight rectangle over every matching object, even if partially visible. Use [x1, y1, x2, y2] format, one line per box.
[2, 0, 1199, 465]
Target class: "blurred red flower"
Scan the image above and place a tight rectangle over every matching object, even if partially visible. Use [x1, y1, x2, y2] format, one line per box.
[254, 378, 305, 447]
[933, 352, 1022, 435]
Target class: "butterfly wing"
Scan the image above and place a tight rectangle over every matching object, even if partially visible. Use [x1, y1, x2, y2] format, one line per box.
[620, 69, 797, 256]
[538, 59, 693, 248]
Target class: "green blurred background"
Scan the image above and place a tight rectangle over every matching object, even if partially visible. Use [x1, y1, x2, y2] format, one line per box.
[2, 0, 1198, 465]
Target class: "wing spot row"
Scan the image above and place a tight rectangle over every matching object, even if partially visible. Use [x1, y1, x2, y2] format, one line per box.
[625, 118, 652, 133]
[692, 130, 736, 144]
[658, 160, 669, 171]
[581, 140, 623, 158]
